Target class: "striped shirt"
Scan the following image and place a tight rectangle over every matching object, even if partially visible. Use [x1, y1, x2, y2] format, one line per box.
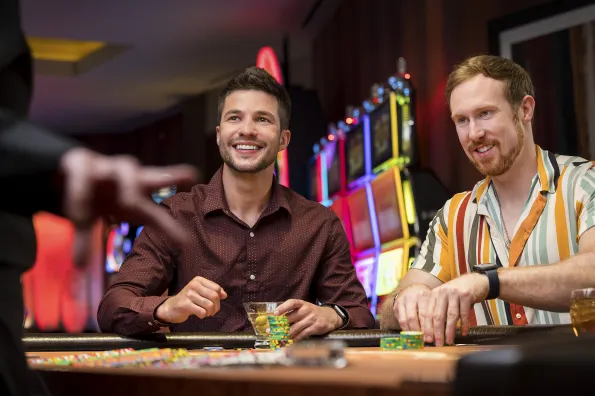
[411, 145, 595, 325]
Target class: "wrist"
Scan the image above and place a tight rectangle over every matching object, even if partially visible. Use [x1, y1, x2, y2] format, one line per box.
[154, 300, 173, 325]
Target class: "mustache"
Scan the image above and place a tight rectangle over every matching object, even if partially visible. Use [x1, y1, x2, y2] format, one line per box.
[468, 139, 499, 151]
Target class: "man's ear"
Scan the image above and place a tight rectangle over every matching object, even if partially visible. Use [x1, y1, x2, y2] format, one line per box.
[279, 129, 291, 151]
[216, 126, 220, 146]
[519, 95, 535, 124]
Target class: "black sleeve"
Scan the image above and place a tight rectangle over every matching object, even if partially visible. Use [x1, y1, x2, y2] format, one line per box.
[0, 112, 78, 216]
[0, 1, 80, 216]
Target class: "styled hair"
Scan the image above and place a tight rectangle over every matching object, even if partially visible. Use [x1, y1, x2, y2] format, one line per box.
[445, 55, 535, 110]
[217, 66, 292, 130]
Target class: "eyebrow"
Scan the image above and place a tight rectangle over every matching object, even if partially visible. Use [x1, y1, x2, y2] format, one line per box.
[223, 109, 277, 120]
[451, 105, 496, 120]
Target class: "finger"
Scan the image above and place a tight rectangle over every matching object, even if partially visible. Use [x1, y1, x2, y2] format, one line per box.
[424, 294, 436, 344]
[432, 291, 448, 347]
[405, 293, 422, 331]
[190, 284, 220, 313]
[396, 295, 408, 330]
[459, 293, 472, 337]
[196, 277, 225, 296]
[274, 299, 302, 315]
[73, 227, 93, 268]
[140, 166, 198, 191]
[444, 294, 460, 345]
[183, 300, 208, 319]
[290, 315, 314, 340]
[63, 156, 93, 228]
[284, 308, 306, 325]
[187, 291, 217, 316]
[417, 292, 429, 334]
[112, 159, 188, 246]
[136, 200, 189, 247]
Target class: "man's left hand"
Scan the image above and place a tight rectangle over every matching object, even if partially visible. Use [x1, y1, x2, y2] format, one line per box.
[274, 299, 343, 341]
[423, 273, 489, 346]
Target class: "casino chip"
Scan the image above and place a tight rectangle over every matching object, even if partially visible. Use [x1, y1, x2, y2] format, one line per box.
[380, 337, 401, 350]
[267, 315, 293, 349]
[399, 331, 424, 349]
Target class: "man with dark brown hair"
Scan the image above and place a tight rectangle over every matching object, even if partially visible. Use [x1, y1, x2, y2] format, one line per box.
[381, 55, 595, 346]
[98, 67, 375, 339]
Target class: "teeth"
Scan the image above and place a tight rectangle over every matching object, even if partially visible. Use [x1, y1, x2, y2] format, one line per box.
[236, 144, 259, 150]
[477, 145, 492, 153]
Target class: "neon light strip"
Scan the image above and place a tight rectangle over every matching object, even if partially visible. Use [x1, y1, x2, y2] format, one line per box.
[364, 114, 373, 176]
[339, 136, 347, 196]
[276, 150, 289, 187]
[390, 92, 399, 164]
[392, 168, 410, 240]
[320, 151, 328, 201]
[365, 183, 382, 315]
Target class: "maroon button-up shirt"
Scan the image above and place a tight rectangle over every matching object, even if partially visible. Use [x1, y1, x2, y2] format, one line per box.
[97, 167, 374, 335]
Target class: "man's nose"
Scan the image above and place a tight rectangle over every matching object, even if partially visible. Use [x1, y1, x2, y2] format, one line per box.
[468, 120, 486, 141]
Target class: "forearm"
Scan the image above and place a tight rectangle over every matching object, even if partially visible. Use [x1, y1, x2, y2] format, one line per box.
[499, 252, 595, 311]
[97, 286, 168, 335]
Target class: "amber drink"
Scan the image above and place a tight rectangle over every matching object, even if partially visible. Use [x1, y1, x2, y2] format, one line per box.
[570, 288, 595, 336]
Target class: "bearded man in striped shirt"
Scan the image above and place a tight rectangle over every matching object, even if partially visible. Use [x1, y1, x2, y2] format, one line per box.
[381, 54, 595, 346]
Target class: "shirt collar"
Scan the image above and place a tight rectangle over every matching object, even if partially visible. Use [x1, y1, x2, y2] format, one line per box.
[201, 166, 292, 217]
[471, 145, 559, 206]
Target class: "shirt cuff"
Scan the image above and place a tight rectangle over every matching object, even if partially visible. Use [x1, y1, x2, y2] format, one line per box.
[137, 295, 170, 332]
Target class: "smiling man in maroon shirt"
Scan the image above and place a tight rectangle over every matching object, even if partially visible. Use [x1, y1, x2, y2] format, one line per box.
[97, 67, 374, 340]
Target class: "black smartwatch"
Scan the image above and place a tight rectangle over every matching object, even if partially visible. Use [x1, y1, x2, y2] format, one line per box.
[321, 303, 349, 329]
[472, 263, 500, 300]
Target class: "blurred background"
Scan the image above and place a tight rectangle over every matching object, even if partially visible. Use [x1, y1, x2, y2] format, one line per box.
[21, 0, 595, 332]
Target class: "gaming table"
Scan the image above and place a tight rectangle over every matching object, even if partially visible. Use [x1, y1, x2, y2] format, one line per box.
[25, 325, 575, 396]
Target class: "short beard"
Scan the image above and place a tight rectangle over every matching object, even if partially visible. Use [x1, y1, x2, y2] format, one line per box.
[467, 115, 525, 177]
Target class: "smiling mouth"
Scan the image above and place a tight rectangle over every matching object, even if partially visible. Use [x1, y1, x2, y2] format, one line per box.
[474, 145, 494, 154]
[233, 144, 262, 151]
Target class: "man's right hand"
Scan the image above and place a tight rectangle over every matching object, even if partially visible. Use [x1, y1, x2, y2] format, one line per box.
[394, 284, 432, 332]
[155, 277, 228, 323]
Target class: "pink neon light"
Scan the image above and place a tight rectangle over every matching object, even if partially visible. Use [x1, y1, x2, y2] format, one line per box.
[256, 46, 284, 85]
[256, 46, 288, 186]
[315, 154, 323, 202]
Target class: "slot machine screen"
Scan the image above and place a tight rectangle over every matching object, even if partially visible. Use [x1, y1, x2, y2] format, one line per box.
[345, 123, 365, 184]
[326, 141, 341, 197]
[371, 170, 404, 244]
[370, 100, 393, 169]
[375, 247, 404, 296]
[346, 186, 375, 253]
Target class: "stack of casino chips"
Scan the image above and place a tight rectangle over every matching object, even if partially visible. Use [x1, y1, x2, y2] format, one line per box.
[399, 331, 424, 349]
[380, 337, 401, 350]
[267, 315, 293, 349]
[29, 348, 136, 366]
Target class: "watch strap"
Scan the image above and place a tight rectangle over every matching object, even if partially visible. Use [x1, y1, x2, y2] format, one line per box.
[485, 269, 500, 300]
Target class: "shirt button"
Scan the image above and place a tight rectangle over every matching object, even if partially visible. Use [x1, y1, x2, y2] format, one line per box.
[249, 232, 254, 237]
[515, 313, 522, 319]
[250, 274, 255, 280]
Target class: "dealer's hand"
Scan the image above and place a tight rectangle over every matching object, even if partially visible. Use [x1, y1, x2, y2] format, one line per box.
[423, 273, 488, 346]
[274, 299, 343, 341]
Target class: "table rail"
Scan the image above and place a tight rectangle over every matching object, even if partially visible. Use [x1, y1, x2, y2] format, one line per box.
[23, 325, 574, 352]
